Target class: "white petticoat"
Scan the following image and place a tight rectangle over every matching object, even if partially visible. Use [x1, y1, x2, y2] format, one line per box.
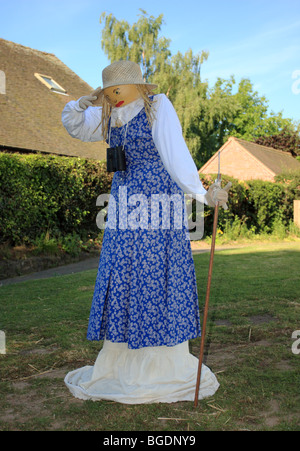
[64, 340, 219, 404]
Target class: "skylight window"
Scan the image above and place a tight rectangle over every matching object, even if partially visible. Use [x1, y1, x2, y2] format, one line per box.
[34, 73, 68, 95]
[0, 71, 6, 94]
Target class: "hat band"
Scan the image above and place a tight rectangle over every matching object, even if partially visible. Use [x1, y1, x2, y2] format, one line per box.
[103, 80, 156, 89]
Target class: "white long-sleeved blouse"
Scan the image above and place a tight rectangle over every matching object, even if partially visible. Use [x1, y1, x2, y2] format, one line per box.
[61, 93, 207, 203]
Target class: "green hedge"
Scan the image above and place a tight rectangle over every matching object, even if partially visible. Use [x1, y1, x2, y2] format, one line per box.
[200, 172, 299, 235]
[0, 152, 299, 246]
[0, 152, 113, 246]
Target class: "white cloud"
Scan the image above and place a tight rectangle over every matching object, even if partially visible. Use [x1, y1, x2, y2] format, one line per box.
[203, 44, 300, 81]
[201, 17, 300, 84]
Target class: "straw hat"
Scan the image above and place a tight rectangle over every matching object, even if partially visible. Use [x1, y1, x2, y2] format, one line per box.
[93, 60, 157, 101]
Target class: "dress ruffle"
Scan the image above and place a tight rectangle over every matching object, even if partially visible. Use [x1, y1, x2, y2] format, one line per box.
[64, 340, 219, 404]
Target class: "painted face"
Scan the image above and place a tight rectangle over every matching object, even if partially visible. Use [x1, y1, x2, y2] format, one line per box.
[103, 84, 142, 108]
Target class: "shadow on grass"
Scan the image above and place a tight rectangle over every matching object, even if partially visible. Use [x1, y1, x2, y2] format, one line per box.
[0, 243, 299, 431]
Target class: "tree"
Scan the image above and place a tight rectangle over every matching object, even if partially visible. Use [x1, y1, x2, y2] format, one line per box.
[153, 49, 211, 166]
[194, 77, 295, 166]
[254, 129, 300, 157]
[100, 9, 171, 80]
[99, 10, 213, 166]
[99, 10, 297, 168]
[227, 79, 294, 142]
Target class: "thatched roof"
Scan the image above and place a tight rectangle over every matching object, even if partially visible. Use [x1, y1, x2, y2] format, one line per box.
[0, 39, 107, 160]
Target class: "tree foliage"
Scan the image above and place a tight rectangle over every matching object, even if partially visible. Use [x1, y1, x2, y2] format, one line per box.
[254, 128, 300, 157]
[100, 10, 171, 81]
[0, 153, 113, 246]
[99, 10, 298, 168]
[1, 153, 297, 246]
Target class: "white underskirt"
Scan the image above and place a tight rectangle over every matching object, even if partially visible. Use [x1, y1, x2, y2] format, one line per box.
[64, 340, 219, 404]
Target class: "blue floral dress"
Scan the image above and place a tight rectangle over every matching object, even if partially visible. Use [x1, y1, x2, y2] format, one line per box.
[87, 105, 201, 349]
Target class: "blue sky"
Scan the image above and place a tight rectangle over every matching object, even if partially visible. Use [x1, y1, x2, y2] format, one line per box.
[1, 0, 300, 121]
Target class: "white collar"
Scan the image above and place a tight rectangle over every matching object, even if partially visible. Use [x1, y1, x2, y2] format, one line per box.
[111, 97, 144, 127]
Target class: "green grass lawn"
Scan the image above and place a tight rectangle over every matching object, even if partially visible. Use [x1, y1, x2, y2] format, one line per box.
[0, 241, 299, 431]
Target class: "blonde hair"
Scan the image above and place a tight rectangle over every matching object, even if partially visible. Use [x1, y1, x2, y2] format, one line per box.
[93, 85, 156, 140]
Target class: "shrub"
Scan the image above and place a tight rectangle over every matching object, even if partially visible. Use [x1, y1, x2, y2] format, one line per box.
[0, 152, 112, 246]
[199, 172, 299, 237]
[0, 152, 299, 246]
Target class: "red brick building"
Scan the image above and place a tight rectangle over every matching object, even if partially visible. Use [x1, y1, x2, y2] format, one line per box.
[199, 136, 300, 182]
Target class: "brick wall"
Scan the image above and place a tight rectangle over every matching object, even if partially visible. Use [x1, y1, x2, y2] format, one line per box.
[200, 139, 275, 182]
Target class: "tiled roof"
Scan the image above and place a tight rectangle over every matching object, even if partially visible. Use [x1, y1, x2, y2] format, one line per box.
[0, 39, 106, 160]
[234, 137, 300, 174]
[200, 136, 300, 177]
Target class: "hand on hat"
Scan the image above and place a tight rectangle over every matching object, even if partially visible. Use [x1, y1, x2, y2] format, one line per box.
[205, 181, 232, 210]
[78, 87, 102, 110]
[78, 95, 97, 110]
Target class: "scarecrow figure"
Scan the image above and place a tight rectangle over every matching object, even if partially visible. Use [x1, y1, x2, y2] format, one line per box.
[62, 60, 229, 404]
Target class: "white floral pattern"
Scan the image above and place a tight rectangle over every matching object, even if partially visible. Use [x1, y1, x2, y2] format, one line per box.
[87, 105, 201, 349]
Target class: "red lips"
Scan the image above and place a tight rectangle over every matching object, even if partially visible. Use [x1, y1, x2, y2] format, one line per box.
[116, 101, 124, 108]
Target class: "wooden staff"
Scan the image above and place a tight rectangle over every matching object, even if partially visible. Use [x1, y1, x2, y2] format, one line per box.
[194, 151, 222, 408]
[194, 199, 220, 407]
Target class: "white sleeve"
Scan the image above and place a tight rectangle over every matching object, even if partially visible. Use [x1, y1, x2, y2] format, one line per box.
[152, 94, 207, 204]
[61, 99, 104, 142]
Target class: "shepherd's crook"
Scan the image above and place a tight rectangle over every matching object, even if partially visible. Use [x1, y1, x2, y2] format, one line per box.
[194, 152, 222, 408]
